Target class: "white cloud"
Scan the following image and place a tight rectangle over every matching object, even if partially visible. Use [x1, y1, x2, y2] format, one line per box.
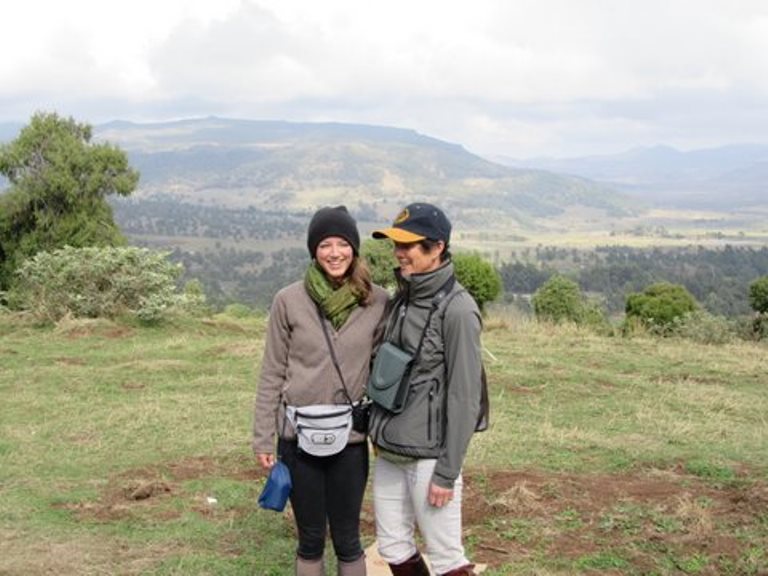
[2, 0, 768, 156]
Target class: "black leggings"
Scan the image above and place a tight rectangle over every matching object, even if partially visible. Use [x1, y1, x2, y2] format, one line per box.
[278, 439, 369, 562]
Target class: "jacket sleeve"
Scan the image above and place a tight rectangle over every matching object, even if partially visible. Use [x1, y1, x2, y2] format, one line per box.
[432, 293, 482, 489]
[252, 292, 291, 455]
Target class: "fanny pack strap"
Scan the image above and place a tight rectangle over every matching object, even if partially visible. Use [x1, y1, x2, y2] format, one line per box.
[315, 305, 355, 406]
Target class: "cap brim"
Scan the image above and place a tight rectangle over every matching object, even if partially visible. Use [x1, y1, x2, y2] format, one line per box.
[372, 227, 426, 242]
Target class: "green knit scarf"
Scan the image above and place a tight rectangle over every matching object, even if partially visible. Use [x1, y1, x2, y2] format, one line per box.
[304, 263, 361, 330]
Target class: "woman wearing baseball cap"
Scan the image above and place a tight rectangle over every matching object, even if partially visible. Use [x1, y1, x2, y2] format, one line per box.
[253, 206, 388, 576]
[369, 203, 484, 576]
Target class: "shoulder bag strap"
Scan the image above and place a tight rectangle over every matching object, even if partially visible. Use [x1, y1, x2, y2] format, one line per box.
[315, 305, 355, 405]
[409, 275, 456, 360]
[439, 287, 490, 431]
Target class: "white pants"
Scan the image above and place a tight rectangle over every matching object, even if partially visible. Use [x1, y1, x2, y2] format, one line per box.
[373, 456, 469, 574]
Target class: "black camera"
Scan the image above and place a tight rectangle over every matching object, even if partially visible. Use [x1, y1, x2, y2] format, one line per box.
[351, 401, 371, 434]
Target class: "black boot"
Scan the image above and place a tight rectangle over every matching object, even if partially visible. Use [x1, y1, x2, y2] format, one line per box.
[440, 564, 477, 576]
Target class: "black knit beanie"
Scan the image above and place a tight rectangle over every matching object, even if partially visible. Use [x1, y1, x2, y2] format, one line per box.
[306, 206, 360, 257]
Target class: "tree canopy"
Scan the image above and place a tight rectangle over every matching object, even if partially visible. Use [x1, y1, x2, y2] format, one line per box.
[361, 238, 398, 289]
[532, 274, 585, 323]
[0, 112, 139, 290]
[748, 276, 768, 315]
[625, 282, 698, 332]
[452, 252, 502, 312]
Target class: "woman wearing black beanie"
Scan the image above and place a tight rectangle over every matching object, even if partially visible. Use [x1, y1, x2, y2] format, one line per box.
[253, 206, 387, 576]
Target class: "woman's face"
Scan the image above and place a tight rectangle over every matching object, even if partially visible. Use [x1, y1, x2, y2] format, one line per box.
[394, 240, 444, 277]
[315, 236, 354, 281]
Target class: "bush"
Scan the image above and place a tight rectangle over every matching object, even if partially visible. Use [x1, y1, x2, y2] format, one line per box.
[223, 303, 254, 318]
[533, 275, 575, 322]
[625, 282, 698, 334]
[749, 276, 768, 315]
[10, 246, 195, 323]
[750, 316, 768, 341]
[452, 252, 502, 313]
[361, 238, 398, 290]
[533, 274, 589, 324]
[669, 310, 735, 345]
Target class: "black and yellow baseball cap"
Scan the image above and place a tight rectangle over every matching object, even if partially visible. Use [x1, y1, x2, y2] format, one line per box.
[372, 203, 451, 244]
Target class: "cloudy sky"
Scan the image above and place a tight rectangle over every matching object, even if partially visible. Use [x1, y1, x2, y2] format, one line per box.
[2, 0, 767, 158]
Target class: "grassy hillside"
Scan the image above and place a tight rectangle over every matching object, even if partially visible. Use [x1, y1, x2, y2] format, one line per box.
[1, 311, 766, 575]
[93, 117, 637, 231]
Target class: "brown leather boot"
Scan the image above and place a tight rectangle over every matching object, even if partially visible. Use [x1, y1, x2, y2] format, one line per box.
[439, 564, 477, 576]
[388, 551, 430, 576]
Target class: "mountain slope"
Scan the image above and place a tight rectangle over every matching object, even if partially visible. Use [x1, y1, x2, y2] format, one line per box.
[94, 117, 635, 229]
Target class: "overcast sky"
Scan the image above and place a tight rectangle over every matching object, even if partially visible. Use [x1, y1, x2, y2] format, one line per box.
[2, 0, 767, 158]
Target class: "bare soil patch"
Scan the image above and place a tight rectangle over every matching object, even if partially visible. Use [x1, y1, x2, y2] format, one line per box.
[52, 455, 768, 572]
[460, 467, 768, 570]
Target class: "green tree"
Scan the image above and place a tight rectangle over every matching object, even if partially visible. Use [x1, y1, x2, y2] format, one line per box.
[532, 274, 585, 323]
[748, 276, 768, 315]
[361, 238, 398, 289]
[748, 275, 768, 340]
[625, 282, 698, 333]
[452, 252, 502, 313]
[0, 112, 138, 290]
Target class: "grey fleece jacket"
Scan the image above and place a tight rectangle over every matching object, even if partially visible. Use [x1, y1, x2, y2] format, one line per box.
[252, 281, 388, 455]
[369, 261, 483, 489]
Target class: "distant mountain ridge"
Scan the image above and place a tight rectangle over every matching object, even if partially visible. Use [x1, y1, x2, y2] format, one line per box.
[88, 117, 635, 231]
[494, 144, 768, 209]
[3, 116, 765, 216]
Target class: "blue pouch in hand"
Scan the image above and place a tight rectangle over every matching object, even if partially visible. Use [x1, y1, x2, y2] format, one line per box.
[258, 460, 292, 512]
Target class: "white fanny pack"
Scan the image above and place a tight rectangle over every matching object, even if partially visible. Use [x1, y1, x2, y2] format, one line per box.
[286, 404, 353, 457]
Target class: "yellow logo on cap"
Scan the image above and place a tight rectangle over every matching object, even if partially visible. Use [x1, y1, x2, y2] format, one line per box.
[394, 208, 410, 224]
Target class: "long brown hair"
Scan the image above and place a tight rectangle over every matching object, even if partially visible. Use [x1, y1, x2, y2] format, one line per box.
[345, 256, 374, 305]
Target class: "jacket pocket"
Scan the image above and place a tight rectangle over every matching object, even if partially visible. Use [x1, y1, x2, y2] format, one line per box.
[380, 378, 441, 452]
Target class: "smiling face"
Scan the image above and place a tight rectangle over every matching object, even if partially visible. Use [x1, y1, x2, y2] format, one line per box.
[315, 236, 354, 281]
[394, 240, 444, 277]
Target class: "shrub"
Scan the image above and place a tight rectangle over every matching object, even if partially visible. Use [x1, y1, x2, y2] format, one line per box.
[178, 279, 208, 316]
[625, 282, 698, 334]
[223, 303, 254, 318]
[361, 238, 398, 289]
[452, 252, 502, 313]
[748, 276, 768, 315]
[10, 246, 194, 322]
[533, 274, 584, 323]
[669, 311, 735, 345]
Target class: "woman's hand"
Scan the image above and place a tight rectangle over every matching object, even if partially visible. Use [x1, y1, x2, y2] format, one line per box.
[428, 482, 454, 508]
[257, 453, 275, 470]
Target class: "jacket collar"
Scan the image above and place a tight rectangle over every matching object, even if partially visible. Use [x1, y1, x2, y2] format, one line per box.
[396, 260, 455, 303]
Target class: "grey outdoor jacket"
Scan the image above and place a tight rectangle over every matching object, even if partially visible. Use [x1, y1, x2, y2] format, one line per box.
[369, 261, 483, 489]
[252, 281, 388, 455]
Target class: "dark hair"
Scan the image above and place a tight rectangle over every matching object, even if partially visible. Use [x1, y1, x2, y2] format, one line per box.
[418, 239, 451, 262]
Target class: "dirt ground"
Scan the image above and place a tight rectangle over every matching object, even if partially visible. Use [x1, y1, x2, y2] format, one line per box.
[458, 466, 768, 571]
[55, 455, 768, 574]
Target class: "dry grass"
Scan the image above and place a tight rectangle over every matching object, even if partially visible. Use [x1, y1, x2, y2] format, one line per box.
[1, 313, 767, 575]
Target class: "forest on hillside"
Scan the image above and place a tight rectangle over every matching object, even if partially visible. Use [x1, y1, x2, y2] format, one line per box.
[113, 199, 768, 316]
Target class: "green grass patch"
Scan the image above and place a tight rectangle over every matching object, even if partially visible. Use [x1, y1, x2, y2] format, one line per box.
[2, 312, 767, 574]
